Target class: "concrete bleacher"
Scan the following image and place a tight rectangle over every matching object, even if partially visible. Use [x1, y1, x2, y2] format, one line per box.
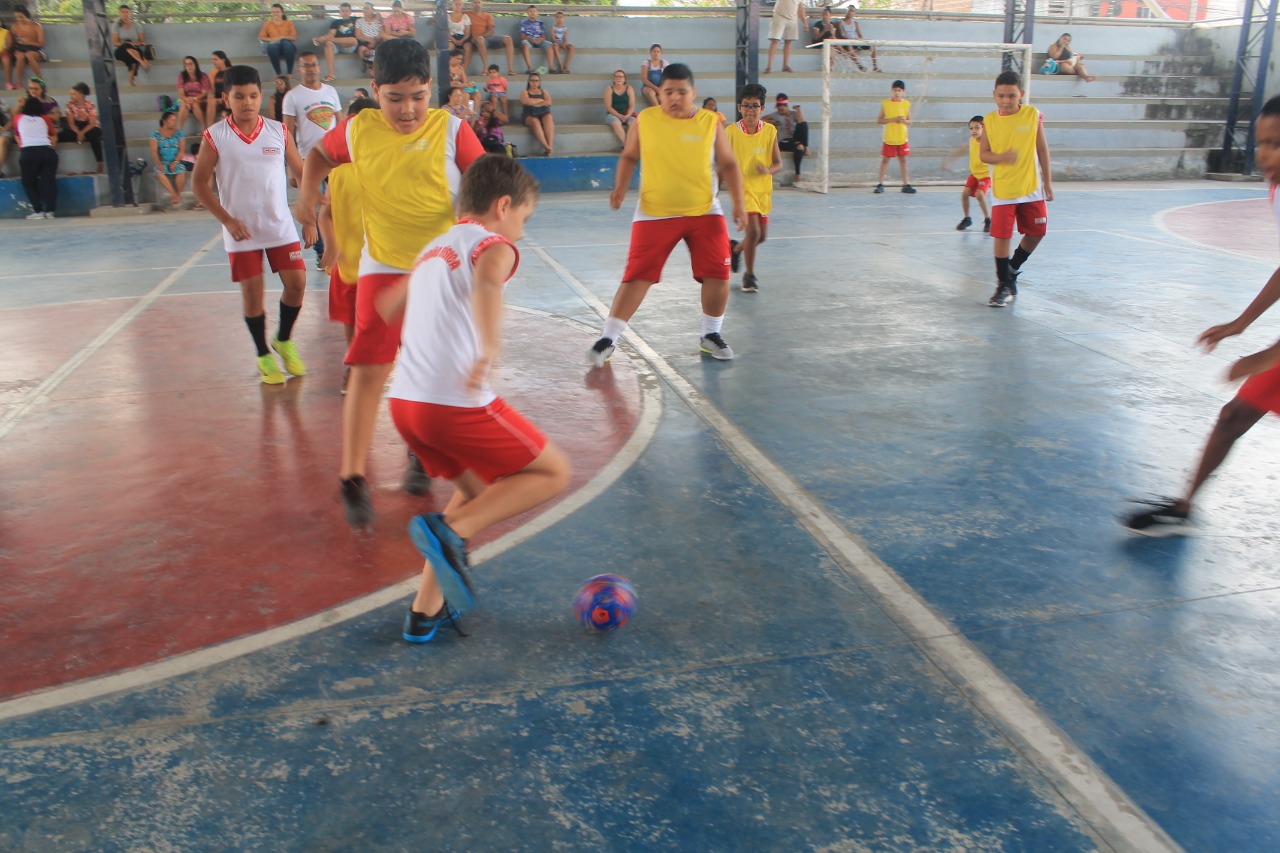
[0, 11, 1239, 215]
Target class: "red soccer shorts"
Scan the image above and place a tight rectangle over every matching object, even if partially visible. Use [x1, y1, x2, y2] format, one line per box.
[227, 242, 305, 283]
[881, 142, 910, 158]
[989, 200, 1048, 240]
[327, 267, 357, 326]
[388, 396, 548, 483]
[346, 272, 405, 366]
[622, 215, 731, 284]
[964, 175, 992, 196]
[746, 212, 770, 225]
[1238, 362, 1280, 415]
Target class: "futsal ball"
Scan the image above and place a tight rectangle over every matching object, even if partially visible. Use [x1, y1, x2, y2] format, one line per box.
[574, 574, 636, 631]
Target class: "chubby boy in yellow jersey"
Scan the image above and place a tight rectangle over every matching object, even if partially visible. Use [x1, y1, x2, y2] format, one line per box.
[726, 82, 782, 294]
[980, 70, 1053, 308]
[588, 63, 747, 365]
[874, 79, 915, 194]
[293, 38, 485, 528]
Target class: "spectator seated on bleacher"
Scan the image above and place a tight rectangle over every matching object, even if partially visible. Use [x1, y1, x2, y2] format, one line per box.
[27, 77, 58, 118]
[10, 6, 46, 90]
[111, 5, 152, 87]
[355, 3, 382, 72]
[520, 71, 554, 156]
[465, 0, 515, 77]
[0, 99, 11, 178]
[603, 69, 635, 148]
[549, 11, 574, 75]
[1047, 33, 1097, 83]
[448, 48, 470, 90]
[381, 0, 417, 42]
[840, 7, 879, 73]
[271, 75, 290, 123]
[206, 51, 230, 127]
[484, 64, 508, 114]
[0, 20, 12, 90]
[640, 44, 668, 107]
[518, 5, 553, 75]
[448, 0, 472, 54]
[259, 4, 299, 78]
[57, 82, 104, 174]
[444, 86, 477, 123]
[312, 2, 359, 82]
[473, 98, 507, 155]
[149, 109, 186, 208]
[765, 92, 809, 177]
[174, 56, 210, 133]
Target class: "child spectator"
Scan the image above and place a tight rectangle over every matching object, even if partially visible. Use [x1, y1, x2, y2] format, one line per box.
[702, 97, 727, 126]
[640, 44, 668, 107]
[10, 7, 46, 88]
[312, 2, 359, 82]
[764, 93, 807, 178]
[484, 64, 508, 114]
[726, 82, 781, 294]
[205, 51, 231, 128]
[518, 5, 552, 74]
[1123, 96, 1280, 536]
[472, 98, 507, 154]
[150, 109, 186, 208]
[58, 82, 104, 174]
[603, 69, 635, 148]
[293, 37, 485, 527]
[943, 115, 991, 232]
[384, 154, 570, 642]
[589, 63, 747, 366]
[191, 64, 308, 385]
[271, 75, 290, 123]
[465, 0, 516, 77]
[448, 48, 470, 90]
[355, 3, 382, 71]
[111, 5, 150, 87]
[980, 70, 1053, 307]
[15, 94, 57, 219]
[550, 11, 574, 74]
[259, 4, 299, 78]
[874, 79, 914, 194]
[174, 55, 210, 133]
[520, 71, 554, 156]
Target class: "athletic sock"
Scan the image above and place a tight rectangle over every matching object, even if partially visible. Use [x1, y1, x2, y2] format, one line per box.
[1010, 245, 1032, 271]
[701, 313, 724, 336]
[793, 148, 803, 175]
[602, 316, 627, 343]
[245, 314, 269, 356]
[277, 301, 301, 342]
[995, 256, 1012, 282]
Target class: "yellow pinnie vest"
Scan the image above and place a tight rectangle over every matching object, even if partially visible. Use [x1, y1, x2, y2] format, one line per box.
[727, 120, 777, 216]
[638, 107, 721, 218]
[882, 98, 909, 145]
[984, 105, 1041, 200]
[968, 137, 989, 180]
[327, 163, 364, 285]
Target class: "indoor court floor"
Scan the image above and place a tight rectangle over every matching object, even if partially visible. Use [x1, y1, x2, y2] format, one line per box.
[2, 180, 1278, 852]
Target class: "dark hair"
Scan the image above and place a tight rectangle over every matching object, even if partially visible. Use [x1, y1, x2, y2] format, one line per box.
[891, 79, 906, 90]
[444, 86, 460, 100]
[661, 63, 693, 84]
[271, 3, 287, 18]
[968, 114, 984, 124]
[224, 64, 263, 90]
[212, 50, 230, 68]
[737, 83, 766, 103]
[158, 109, 177, 126]
[340, 2, 352, 7]
[373, 37, 431, 86]
[348, 96, 378, 117]
[72, 82, 91, 97]
[1261, 95, 1280, 118]
[20, 95, 43, 117]
[14, 5, 30, 17]
[298, 50, 318, 61]
[457, 153, 539, 215]
[28, 77, 46, 97]
[649, 43, 661, 51]
[181, 55, 204, 84]
[995, 70, 1022, 89]
[488, 64, 500, 73]
[450, 48, 464, 60]
[354, 87, 370, 98]
[702, 97, 716, 108]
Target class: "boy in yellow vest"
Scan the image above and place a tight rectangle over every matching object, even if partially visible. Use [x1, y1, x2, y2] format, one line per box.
[874, 79, 914, 194]
[294, 38, 486, 527]
[589, 63, 746, 364]
[944, 115, 991, 232]
[727, 83, 781, 294]
[980, 70, 1053, 307]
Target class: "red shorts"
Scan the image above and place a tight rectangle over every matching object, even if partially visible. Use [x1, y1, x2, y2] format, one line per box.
[227, 242, 305, 283]
[989, 200, 1048, 240]
[346, 272, 405, 366]
[388, 396, 548, 483]
[1238, 362, 1280, 415]
[746, 212, 770, 225]
[964, 175, 992, 196]
[881, 142, 910, 158]
[327, 267, 357, 326]
[622, 215, 731, 284]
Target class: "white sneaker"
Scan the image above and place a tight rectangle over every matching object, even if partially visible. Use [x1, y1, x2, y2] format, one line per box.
[699, 333, 735, 360]
[587, 336, 615, 368]
[25, 212, 43, 220]
[43, 211, 54, 219]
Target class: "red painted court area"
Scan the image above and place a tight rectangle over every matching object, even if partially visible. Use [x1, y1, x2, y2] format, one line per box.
[1161, 197, 1280, 262]
[0, 294, 643, 701]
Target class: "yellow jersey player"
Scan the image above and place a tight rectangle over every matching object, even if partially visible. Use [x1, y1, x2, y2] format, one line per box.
[726, 83, 781, 293]
[943, 115, 991, 232]
[874, 79, 914, 194]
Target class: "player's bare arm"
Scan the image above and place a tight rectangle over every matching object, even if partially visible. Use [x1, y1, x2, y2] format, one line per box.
[978, 131, 1015, 165]
[469, 241, 516, 389]
[293, 142, 335, 243]
[192, 141, 251, 241]
[1228, 341, 1280, 381]
[317, 197, 340, 274]
[763, 137, 783, 175]
[1036, 125, 1053, 201]
[713, 123, 747, 232]
[1201, 266, 1280, 350]
[610, 121, 640, 210]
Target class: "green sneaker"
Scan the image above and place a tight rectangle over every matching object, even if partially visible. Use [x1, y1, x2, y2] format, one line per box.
[257, 354, 286, 385]
[271, 336, 306, 376]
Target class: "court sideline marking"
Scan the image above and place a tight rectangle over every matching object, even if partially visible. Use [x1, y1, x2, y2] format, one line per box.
[526, 237, 1184, 853]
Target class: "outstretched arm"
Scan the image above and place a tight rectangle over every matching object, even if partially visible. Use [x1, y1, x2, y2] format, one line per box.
[1201, 265, 1280, 351]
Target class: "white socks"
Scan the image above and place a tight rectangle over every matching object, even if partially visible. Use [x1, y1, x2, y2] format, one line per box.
[602, 317, 628, 342]
[700, 313, 724, 336]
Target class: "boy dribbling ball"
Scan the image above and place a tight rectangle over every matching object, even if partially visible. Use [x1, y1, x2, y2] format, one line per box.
[382, 155, 571, 642]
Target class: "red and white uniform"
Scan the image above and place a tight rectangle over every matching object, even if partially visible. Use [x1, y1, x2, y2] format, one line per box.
[390, 220, 519, 409]
[203, 116, 298, 253]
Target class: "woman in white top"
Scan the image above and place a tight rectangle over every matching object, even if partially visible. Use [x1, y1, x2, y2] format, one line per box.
[111, 4, 150, 86]
[448, 0, 471, 53]
[15, 95, 58, 219]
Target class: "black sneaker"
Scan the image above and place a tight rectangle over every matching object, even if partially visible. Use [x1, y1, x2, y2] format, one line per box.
[988, 283, 1015, 307]
[956, 216, 972, 231]
[901, 184, 917, 194]
[1122, 499, 1195, 537]
[403, 451, 431, 495]
[588, 336, 615, 368]
[402, 601, 468, 643]
[983, 217, 991, 233]
[741, 273, 759, 293]
[409, 513, 477, 613]
[730, 239, 740, 273]
[699, 332, 735, 360]
[340, 475, 374, 527]
[873, 184, 885, 194]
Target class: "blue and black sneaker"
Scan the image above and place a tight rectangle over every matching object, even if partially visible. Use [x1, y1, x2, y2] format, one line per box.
[402, 601, 467, 643]
[409, 513, 477, 613]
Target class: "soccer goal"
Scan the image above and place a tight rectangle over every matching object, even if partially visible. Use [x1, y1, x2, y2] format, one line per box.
[801, 40, 1034, 194]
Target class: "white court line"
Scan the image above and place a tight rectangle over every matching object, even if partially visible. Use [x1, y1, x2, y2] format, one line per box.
[0, 306, 663, 723]
[1151, 198, 1280, 265]
[0, 234, 224, 443]
[526, 238, 1183, 853]
[0, 262, 227, 282]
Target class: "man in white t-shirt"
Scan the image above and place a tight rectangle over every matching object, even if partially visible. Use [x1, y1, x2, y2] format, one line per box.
[283, 51, 341, 266]
[765, 0, 804, 74]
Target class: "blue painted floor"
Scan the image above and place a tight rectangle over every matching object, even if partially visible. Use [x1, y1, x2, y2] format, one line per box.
[2, 182, 1278, 851]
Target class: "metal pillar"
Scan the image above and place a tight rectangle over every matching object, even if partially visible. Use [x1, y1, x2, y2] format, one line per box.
[435, 0, 451, 106]
[1002, 0, 1035, 74]
[1220, 0, 1280, 174]
[735, 0, 760, 111]
[82, 0, 132, 206]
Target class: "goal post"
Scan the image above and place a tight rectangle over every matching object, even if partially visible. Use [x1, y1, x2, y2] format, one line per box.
[810, 40, 1035, 195]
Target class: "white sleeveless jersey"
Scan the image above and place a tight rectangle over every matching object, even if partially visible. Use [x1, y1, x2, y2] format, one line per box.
[203, 116, 299, 253]
[389, 220, 519, 409]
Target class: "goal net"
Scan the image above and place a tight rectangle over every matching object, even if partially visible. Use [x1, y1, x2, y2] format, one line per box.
[801, 40, 1034, 194]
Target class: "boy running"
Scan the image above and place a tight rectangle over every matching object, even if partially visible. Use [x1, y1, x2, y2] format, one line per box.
[726, 83, 781, 294]
[192, 64, 308, 386]
[1124, 96, 1280, 536]
[294, 38, 485, 527]
[981, 70, 1052, 308]
[384, 155, 570, 641]
[944, 115, 991, 232]
[873, 79, 914, 194]
[589, 63, 746, 366]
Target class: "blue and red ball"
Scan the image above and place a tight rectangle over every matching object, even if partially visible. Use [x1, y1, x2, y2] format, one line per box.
[573, 574, 636, 631]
